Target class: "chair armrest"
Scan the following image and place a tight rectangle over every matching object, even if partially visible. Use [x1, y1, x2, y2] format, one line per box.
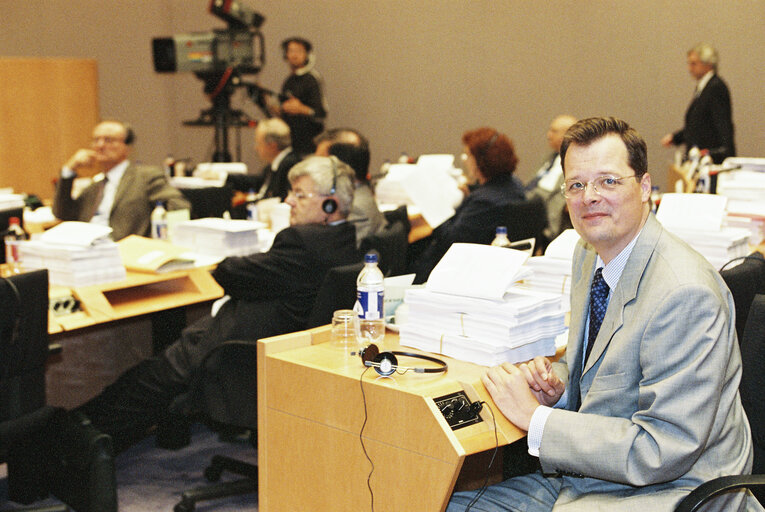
[675, 474, 765, 512]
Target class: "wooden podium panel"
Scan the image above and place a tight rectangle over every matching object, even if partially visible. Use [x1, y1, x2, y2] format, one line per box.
[258, 326, 526, 511]
[0, 58, 99, 199]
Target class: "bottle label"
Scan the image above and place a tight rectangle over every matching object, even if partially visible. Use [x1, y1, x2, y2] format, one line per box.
[356, 289, 384, 320]
[152, 220, 168, 240]
[246, 203, 258, 221]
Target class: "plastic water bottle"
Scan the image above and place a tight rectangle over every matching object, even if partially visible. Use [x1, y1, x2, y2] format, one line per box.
[3, 216, 27, 273]
[150, 201, 168, 240]
[491, 226, 512, 248]
[354, 252, 385, 346]
[245, 188, 258, 221]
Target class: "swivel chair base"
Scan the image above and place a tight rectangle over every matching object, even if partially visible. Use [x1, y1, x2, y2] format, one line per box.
[173, 455, 258, 512]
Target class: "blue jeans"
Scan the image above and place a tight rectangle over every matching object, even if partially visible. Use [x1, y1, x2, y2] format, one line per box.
[447, 471, 561, 512]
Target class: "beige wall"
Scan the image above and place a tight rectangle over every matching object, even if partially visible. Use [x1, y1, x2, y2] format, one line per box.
[2, 0, 763, 195]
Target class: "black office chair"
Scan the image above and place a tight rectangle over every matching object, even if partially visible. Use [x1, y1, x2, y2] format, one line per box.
[179, 186, 234, 219]
[382, 204, 411, 239]
[173, 262, 364, 511]
[172, 340, 259, 512]
[720, 252, 765, 341]
[504, 195, 548, 249]
[359, 220, 409, 277]
[674, 294, 765, 512]
[306, 262, 365, 328]
[0, 270, 68, 512]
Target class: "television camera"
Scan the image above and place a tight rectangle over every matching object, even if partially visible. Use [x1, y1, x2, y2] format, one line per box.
[152, 0, 267, 162]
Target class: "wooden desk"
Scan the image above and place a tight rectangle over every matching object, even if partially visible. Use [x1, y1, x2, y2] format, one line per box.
[258, 326, 525, 512]
[46, 268, 224, 408]
[49, 267, 223, 334]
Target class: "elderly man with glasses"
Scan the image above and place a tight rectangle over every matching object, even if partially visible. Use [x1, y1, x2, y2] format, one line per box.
[72, 156, 360, 453]
[53, 120, 189, 240]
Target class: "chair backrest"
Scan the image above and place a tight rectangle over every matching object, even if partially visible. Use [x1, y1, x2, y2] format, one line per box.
[0, 269, 49, 420]
[382, 205, 411, 238]
[306, 262, 364, 329]
[720, 252, 765, 341]
[359, 220, 408, 277]
[739, 294, 765, 476]
[179, 186, 234, 219]
[505, 195, 548, 245]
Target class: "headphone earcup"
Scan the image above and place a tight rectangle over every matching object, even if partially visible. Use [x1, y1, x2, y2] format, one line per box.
[373, 352, 398, 377]
[322, 198, 337, 214]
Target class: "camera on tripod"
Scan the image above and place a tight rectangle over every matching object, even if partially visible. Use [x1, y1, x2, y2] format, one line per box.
[151, 0, 265, 75]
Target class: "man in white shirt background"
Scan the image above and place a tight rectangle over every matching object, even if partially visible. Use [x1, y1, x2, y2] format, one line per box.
[53, 120, 189, 240]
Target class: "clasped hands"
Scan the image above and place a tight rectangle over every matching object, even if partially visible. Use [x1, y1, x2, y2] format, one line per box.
[482, 356, 565, 431]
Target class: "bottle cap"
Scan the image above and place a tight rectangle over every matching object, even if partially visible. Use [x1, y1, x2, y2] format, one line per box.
[496, 226, 507, 235]
[364, 252, 378, 264]
[8, 217, 20, 225]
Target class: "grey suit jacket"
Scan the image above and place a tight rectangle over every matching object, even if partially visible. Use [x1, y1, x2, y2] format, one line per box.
[541, 214, 755, 510]
[349, 182, 385, 247]
[53, 163, 190, 241]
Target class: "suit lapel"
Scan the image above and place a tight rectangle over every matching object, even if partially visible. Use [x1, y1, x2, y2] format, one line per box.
[566, 245, 596, 409]
[582, 215, 662, 377]
[111, 165, 136, 216]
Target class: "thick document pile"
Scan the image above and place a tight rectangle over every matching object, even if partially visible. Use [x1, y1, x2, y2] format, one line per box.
[18, 222, 126, 287]
[171, 218, 268, 258]
[398, 243, 566, 366]
[519, 229, 580, 312]
[657, 194, 750, 269]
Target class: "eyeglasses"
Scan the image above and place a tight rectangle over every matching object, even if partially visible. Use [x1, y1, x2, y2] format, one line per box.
[287, 190, 326, 201]
[91, 136, 126, 145]
[560, 175, 638, 198]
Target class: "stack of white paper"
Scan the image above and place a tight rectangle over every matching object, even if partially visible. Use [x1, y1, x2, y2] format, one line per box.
[374, 158, 463, 229]
[18, 222, 126, 287]
[171, 218, 268, 257]
[518, 230, 579, 311]
[715, 161, 765, 245]
[397, 244, 566, 366]
[0, 193, 26, 211]
[656, 194, 750, 269]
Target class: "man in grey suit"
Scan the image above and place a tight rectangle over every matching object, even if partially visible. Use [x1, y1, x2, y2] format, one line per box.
[53, 120, 189, 240]
[315, 127, 386, 246]
[448, 117, 758, 511]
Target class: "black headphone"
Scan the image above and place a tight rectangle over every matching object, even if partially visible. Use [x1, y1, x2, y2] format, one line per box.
[358, 344, 448, 377]
[322, 156, 339, 215]
[123, 122, 135, 145]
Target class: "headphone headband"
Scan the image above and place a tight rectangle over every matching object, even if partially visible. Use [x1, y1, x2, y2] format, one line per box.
[359, 344, 448, 377]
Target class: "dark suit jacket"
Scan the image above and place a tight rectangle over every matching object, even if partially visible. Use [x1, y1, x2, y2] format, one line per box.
[410, 173, 525, 283]
[225, 150, 301, 201]
[672, 74, 736, 164]
[163, 221, 359, 379]
[53, 163, 190, 240]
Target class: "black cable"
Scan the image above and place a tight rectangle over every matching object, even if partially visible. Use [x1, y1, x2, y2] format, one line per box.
[465, 401, 499, 512]
[359, 366, 375, 512]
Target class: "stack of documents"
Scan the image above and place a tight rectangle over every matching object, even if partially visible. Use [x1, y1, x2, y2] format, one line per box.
[375, 156, 463, 229]
[518, 229, 579, 312]
[397, 244, 566, 366]
[715, 159, 765, 245]
[0, 192, 25, 211]
[19, 222, 126, 287]
[171, 218, 268, 258]
[656, 194, 750, 269]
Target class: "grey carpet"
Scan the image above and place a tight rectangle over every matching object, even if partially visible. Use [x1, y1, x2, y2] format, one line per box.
[0, 423, 258, 511]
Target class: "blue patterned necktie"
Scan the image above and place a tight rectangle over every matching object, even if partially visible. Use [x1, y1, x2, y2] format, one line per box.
[584, 267, 609, 366]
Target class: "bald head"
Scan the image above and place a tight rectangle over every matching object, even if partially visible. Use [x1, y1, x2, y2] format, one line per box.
[547, 115, 578, 153]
